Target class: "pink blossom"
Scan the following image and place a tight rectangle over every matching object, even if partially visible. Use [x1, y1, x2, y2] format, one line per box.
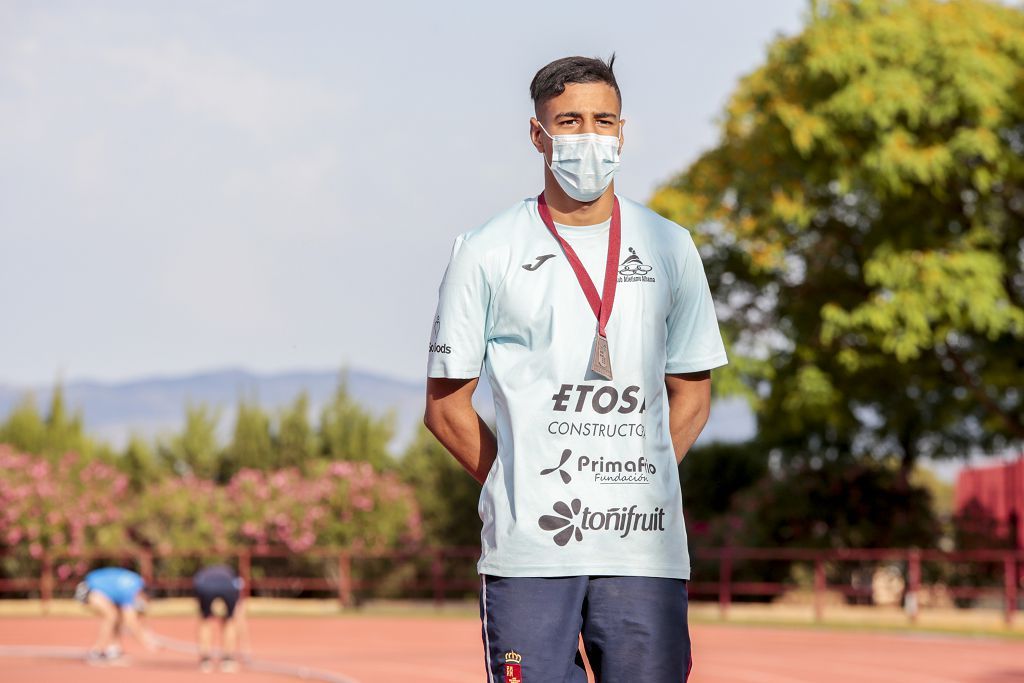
[328, 461, 354, 477]
[1, 446, 423, 558]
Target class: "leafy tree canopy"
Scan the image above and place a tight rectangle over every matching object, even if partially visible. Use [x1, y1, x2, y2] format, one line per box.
[653, 0, 1024, 470]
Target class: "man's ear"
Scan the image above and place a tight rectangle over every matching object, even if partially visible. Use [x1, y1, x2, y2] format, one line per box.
[618, 117, 626, 151]
[529, 117, 546, 154]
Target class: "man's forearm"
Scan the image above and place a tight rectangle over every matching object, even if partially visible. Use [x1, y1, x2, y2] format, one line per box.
[668, 400, 710, 464]
[665, 371, 712, 464]
[425, 401, 498, 484]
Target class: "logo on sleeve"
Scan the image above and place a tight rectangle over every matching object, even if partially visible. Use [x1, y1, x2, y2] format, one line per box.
[618, 247, 655, 283]
[428, 316, 451, 354]
[522, 254, 557, 271]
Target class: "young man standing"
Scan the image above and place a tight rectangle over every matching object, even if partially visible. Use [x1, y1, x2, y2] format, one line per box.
[424, 56, 727, 682]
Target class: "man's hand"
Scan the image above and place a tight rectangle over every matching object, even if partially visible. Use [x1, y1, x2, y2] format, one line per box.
[424, 377, 498, 484]
[664, 371, 712, 464]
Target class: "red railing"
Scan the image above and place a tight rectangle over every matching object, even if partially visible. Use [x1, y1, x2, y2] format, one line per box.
[690, 547, 1024, 626]
[2, 546, 1020, 626]
[0, 546, 482, 610]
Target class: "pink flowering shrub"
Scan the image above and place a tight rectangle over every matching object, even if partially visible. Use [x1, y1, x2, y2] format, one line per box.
[0, 445, 422, 583]
[126, 477, 235, 554]
[129, 461, 422, 554]
[0, 445, 134, 581]
[224, 461, 422, 552]
[0, 445, 133, 558]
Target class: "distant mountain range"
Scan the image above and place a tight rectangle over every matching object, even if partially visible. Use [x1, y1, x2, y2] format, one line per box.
[0, 367, 757, 452]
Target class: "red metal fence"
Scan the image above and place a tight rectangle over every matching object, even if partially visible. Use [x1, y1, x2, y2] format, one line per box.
[691, 547, 1023, 626]
[1, 546, 1020, 626]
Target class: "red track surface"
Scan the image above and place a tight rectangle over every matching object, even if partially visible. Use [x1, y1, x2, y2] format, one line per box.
[1, 616, 1022, 683]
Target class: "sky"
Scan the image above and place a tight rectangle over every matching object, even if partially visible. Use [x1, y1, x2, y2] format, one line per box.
[0, 0, 808, 386]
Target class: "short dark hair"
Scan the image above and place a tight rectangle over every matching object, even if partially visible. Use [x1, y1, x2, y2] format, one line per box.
[530, 55, 621, 108]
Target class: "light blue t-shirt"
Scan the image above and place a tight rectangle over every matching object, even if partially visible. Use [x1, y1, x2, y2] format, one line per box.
[427, 195, 728, 579]
[86, 567, 145, 606]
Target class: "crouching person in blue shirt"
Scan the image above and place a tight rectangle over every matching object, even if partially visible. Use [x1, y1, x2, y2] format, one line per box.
[75, 567, 157, 662]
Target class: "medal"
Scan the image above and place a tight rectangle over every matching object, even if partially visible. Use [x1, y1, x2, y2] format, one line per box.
[591, 332, 613, 380]
[537, 193, 621, 381]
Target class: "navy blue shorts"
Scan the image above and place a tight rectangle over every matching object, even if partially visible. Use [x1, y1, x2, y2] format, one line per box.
[193, 574, 241, 619]
[480, 575, 690, 683]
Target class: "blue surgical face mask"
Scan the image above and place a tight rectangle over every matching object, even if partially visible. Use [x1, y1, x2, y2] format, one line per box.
[538, 122, 622, 203]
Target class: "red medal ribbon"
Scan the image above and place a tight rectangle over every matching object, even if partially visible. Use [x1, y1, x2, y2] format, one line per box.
[536, 192, 621, 337]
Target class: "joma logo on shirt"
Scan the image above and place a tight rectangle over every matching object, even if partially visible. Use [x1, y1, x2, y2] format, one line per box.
[522, 254, 557, 271]
[538, 498, 666, 546]
[551, 384, 646, 414]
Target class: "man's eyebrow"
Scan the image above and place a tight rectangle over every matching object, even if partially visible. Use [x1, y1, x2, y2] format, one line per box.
[553, 111, 620, 120]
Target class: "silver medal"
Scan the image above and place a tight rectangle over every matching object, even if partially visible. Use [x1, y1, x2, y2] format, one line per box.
[590, 333, 613, 381]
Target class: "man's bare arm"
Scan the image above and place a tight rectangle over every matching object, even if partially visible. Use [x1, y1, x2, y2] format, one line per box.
[424, 377, 498, 484]
[665, 370, 712, 464]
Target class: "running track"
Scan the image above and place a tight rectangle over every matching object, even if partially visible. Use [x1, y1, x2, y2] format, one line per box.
[1, 616, 1022, 682]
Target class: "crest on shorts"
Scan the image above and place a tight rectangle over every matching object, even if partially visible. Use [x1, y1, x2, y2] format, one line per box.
[503, 650, 523, 683]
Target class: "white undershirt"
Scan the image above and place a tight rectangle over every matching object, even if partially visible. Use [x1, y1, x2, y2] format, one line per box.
[554, 218, 611, 288]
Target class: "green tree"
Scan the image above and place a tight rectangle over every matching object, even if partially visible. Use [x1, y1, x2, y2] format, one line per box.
[729, 460, 940, 550]
[401, 425, 481, 547]
[276, 392, 317, 470]
[0, 385, 93, 459]
[225, 399, 274, 476]
[42, 384, 88, 456]
[0, 394, 47, 455]
[319, 373, 396, 471]
[678, 441, 769, 525]
[706, 459, 942, 598]
[119, 435, 164, 491]
[161, 403, 222, 479]
[652, 0, 1024, 479]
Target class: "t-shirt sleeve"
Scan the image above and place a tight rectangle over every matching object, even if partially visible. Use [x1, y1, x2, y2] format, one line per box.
[426, 234, 489, 379]
[665, 235, 728, 374]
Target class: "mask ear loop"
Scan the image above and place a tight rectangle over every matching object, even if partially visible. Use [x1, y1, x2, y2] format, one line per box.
[536, 121, 557, 172]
